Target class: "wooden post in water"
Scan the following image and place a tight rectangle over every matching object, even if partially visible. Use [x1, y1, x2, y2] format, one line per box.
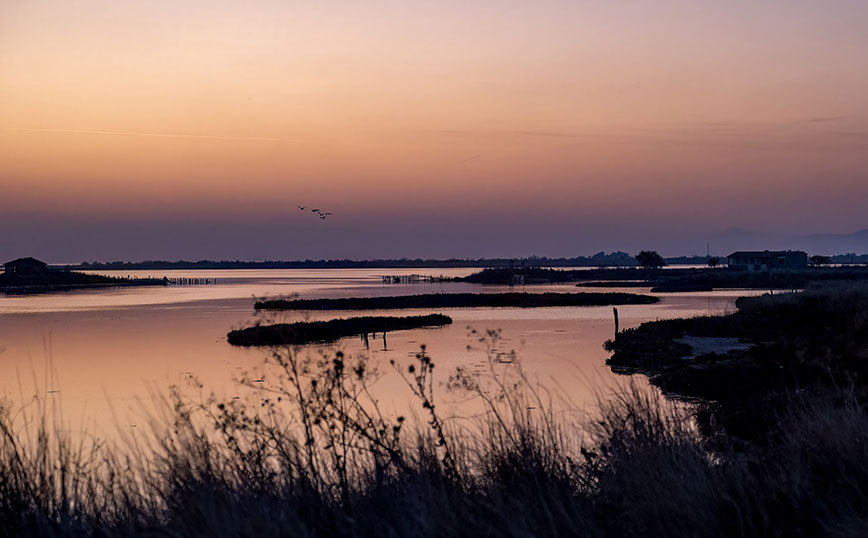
[612, 307, 620, 350]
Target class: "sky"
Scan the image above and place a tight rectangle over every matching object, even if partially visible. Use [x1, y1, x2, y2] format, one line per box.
[2, 0, 868, 261]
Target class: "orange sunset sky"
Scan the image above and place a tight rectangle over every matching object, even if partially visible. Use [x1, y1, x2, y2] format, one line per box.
[2, 0, 868, 260]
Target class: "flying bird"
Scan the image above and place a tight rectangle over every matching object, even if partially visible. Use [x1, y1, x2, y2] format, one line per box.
[299, 206, 333, 219]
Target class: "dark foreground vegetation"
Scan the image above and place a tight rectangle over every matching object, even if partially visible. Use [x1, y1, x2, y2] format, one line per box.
[227, 314, 452, 346]
[0, 271, 163, 295]
[462, 265, 868, 291]
[608, 284, 868, 445]
[6, 286, 868, 536]
[255, 291, 658, 310]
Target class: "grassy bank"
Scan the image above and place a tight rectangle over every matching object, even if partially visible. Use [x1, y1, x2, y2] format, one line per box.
[255, 291, 658, 310]
[459, 265, 868, 291]
[460, 267, 646, 284]
[0, 271, 164, 295]
[647, 266, 868, 292]
[607, 283, 868, 444]
[227, 314, 453, 346]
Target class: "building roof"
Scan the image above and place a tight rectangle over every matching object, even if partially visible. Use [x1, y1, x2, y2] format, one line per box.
[3, 257, 48, 267]
[727, 250, 807, 258]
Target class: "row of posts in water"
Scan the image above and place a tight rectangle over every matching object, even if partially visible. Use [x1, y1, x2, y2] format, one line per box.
[161, 277, 217, 286]
[361, 331, 387, 350]
[381, 274, 445, 284]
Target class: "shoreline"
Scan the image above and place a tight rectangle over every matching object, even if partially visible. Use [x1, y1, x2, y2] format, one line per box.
[227, 314, 453, 346]
[255, 292, 659, 310]
[459, 266, 868, 291]
[605, 283, 868, 444]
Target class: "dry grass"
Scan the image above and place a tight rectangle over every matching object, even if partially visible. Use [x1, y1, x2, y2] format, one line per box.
[4, 311, 868, 536]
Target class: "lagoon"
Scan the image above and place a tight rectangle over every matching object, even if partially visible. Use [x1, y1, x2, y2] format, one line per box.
[0, 268, 755, 436]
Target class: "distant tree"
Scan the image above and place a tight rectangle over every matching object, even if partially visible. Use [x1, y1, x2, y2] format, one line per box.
[707, 256, 720, 268]
[635, 250, 666, 269]
[810, 255, 831, 266]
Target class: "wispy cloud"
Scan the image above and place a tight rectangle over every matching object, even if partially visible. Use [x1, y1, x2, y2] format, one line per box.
[2, 127, 308, 143]
[432, 128, 591, 139]
[837, 130, 868, 139]
[428, 118, 868, 147]
[804, 116, 845, 123]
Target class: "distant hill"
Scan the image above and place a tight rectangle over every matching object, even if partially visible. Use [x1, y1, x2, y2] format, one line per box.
[707, 227, 868, 257]
[797, 229, 868, 255]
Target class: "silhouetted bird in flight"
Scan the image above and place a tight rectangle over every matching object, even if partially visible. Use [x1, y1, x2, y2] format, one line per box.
[298, 206, 332, 219]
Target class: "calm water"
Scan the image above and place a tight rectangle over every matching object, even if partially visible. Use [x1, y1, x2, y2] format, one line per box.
[0, 268, 753, 435]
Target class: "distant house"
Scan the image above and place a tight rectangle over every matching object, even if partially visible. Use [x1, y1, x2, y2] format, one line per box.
[3, 257, 49, 275]
[727, 250, 808, 272]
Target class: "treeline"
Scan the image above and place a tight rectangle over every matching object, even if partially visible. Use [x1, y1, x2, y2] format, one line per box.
[830, 252, 868, 263]
[74, 252, 641, 269]
[70, 253, 868, 271]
